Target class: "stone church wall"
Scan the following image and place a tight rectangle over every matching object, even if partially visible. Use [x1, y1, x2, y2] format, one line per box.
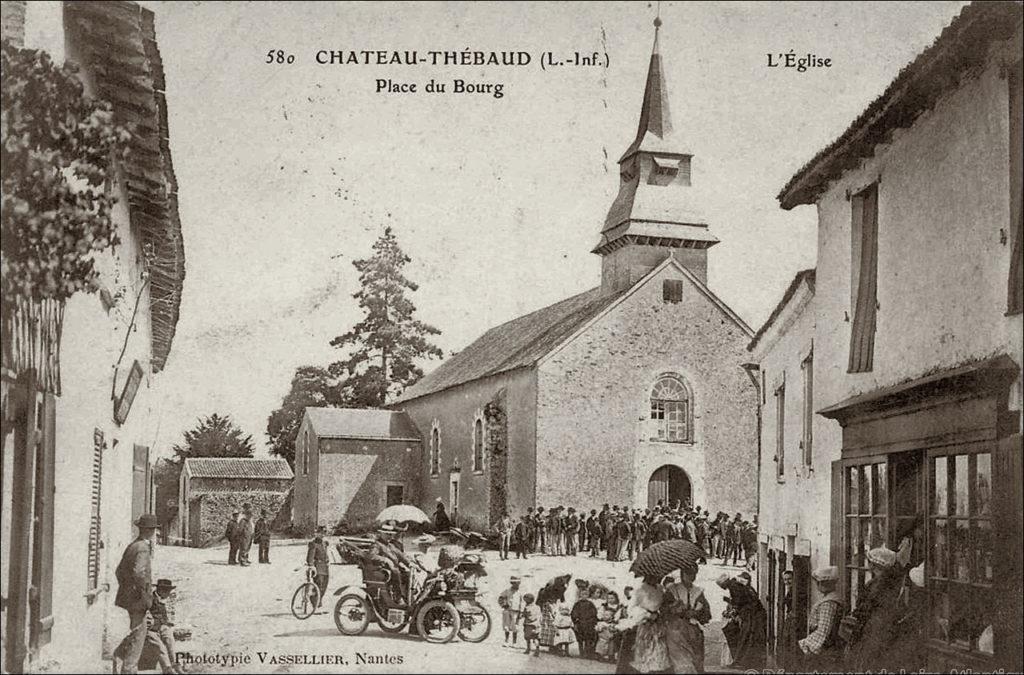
[396, 368, 536, 531]
[536, 263, 759, 516]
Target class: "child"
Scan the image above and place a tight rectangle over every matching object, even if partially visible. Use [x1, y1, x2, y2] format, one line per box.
[571, 584, 598, 658]
[498, 576, 523, 647]
[553, 604, 577, 656]
[521, 593, 542, 656]
[594, 597, 618, 661]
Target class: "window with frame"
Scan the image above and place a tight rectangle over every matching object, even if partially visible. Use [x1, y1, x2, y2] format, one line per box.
[430, 425, 440, 476]
[801, 352, 813, 467]
[849, 183, 879, 373]
[927, 448, 994, 656]
[88, 429, 104, 591]
[472, 417, 484, 472]
[650, 376, 693, 443]
[775, 383, 786, 479]
[842, 459, 889, 610]
[663, 279, 683, 304]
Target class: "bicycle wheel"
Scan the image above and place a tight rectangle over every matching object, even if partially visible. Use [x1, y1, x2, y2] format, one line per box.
[290, 582, 321, 620]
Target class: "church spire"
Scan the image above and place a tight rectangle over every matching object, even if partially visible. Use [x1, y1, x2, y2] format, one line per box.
[594, 11, 718, 294]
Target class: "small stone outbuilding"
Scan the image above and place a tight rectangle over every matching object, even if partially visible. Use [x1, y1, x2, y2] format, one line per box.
[178, 458, 293, 547]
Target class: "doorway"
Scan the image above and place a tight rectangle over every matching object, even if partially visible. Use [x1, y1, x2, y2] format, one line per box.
[648, 465, 691, 509]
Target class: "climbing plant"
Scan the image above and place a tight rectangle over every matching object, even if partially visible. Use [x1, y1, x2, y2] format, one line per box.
[484, 394, 509, 524]
[0, 39, 129, 309]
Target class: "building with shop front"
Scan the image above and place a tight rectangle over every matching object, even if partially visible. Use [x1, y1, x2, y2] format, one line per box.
[0, 1, 185, 672]
[754, 2, 1023, 670]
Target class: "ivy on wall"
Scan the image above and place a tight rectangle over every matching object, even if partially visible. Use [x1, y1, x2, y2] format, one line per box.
[0, 40, 128, 309]
[484, 391, 508, 525]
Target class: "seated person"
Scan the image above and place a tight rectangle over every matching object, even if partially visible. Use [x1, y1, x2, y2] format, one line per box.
[367, 523, 415, 604]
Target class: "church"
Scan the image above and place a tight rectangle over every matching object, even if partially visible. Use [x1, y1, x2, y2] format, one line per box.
[293, 20, 759, 532]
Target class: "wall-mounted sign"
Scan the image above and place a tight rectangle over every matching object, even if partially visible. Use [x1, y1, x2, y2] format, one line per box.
[114, 360, 143, 425]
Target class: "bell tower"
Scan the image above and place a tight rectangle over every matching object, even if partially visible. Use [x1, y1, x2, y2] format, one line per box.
[594, 16, 718, 293]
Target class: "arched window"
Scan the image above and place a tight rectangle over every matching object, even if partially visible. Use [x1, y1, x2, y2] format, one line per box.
[650, 375, 693, 443]
[472, 417, 484, 472]
[430, 424, 440, 477]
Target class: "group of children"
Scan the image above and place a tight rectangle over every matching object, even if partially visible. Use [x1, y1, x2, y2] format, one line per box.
[497, 575, 633, 660]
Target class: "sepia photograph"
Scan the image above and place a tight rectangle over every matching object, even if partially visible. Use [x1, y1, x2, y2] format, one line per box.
[1, 1, 1021, 673]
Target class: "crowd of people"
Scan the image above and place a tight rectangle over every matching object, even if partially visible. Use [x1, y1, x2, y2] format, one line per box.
[491, 500, 759, 566]
[494, 564, 768, 672]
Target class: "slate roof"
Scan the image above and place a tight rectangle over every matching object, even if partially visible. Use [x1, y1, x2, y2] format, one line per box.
[747, 269, 816, 352]
[395, 287, 627, 403]
[778, 1, 1023, 209]
[184, 458, 293, 480]
[304, 407, 420, 441]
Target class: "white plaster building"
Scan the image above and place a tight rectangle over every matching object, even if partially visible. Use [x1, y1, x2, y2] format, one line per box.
[0, 2, 185, 671]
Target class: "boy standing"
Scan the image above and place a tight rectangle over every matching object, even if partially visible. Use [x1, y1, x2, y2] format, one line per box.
[521, 593, 542, 657]
[498, 576, 523, 646]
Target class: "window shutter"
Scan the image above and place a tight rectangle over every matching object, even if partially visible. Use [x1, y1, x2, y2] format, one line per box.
[32, 393, 56, 646]
[992, 434, 1022, 671]
[1009, 65, 1022, 314]
[830, 460, 844, 596]
[88, 430, 104, 591]
[849, 184, 878, 372]
[792, 554, 811, 641]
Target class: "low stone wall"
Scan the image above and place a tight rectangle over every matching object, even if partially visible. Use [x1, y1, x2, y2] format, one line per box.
[193, 491, 289, 548]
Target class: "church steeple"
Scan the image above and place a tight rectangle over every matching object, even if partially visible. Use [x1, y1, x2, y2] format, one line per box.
[595, 14, 718, 293]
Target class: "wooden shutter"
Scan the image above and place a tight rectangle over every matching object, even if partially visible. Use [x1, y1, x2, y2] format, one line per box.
[1009, 65, 1023, 314]
[792, 554, 811, 641]
[992, 434, 1022, 671]
[132, 444, 149, 526]
[88, 430, 104, 591]
[849, 184, 878, 372]
[31, 393, 56, 647]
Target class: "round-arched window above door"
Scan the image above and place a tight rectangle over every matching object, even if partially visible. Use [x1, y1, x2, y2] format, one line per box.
[650, 375, 694, 443]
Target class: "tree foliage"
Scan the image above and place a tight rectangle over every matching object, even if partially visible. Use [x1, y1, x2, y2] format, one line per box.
[171, 413, 255, 463]
[267, 365, 343, 466]
[0, 40, 129, 308]
[329, 227, 443, 406]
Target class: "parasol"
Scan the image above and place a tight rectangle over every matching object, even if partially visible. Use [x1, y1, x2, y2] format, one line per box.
[375, 504, 430, 525]
[629, 540, 707, 580]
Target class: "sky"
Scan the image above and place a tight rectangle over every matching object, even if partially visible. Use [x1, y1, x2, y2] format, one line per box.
[143, 0, 969, 457]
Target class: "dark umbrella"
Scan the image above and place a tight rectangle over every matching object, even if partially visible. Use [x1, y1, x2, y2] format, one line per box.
[629, 540, 706, 580]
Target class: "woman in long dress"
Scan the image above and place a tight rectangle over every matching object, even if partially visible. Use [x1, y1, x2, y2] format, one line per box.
[716, 571, 767, 669]
[615, 576, 671, 674]
[663, 563, 712, 673]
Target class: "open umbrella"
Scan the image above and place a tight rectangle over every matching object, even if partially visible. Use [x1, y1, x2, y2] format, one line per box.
[376, 504, 430, 525]
[629, 540, 706, 580]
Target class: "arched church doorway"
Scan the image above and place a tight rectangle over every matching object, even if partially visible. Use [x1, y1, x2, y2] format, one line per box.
[648, 465, 691, 510]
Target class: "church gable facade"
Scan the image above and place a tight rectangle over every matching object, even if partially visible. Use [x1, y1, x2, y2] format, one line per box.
[535, 259, 758, 517]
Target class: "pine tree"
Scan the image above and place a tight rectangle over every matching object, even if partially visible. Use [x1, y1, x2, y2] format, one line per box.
[172, 413, 255, 463]
[329, 227, 443, 406]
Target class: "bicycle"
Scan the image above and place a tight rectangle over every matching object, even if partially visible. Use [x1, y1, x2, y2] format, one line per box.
[290, 567, 322, 620]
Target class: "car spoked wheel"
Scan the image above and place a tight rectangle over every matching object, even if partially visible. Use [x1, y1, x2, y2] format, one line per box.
[416, 600, 461, 643]
[456, 601, 492, 643]
[333, 594, 370, 635]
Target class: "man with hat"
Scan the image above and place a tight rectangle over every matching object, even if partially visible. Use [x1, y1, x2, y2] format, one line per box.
[799, 566, 844, 671]
[224, 511, 241, 565]
[114, 514, 159, 674]
[254, 508, 271, 564]
[306, 526, 331, 608]
[498, 576, 524, 647]
[238, 504, 255, 566]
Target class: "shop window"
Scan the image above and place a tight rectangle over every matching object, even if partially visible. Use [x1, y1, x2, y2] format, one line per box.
[842, 459, 889, 608]
[927, 449, 994, 655]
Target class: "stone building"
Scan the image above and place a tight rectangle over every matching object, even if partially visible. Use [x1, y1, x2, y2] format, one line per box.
[380, 21, 759, 531]
[0, 2, 185, 671]
[178, 458, 293, 547]
[759, 2, 1022, 670]
[291, 408, 421, 532]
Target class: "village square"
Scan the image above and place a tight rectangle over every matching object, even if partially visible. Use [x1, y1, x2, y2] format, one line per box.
[1, 1, 1022, 674]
